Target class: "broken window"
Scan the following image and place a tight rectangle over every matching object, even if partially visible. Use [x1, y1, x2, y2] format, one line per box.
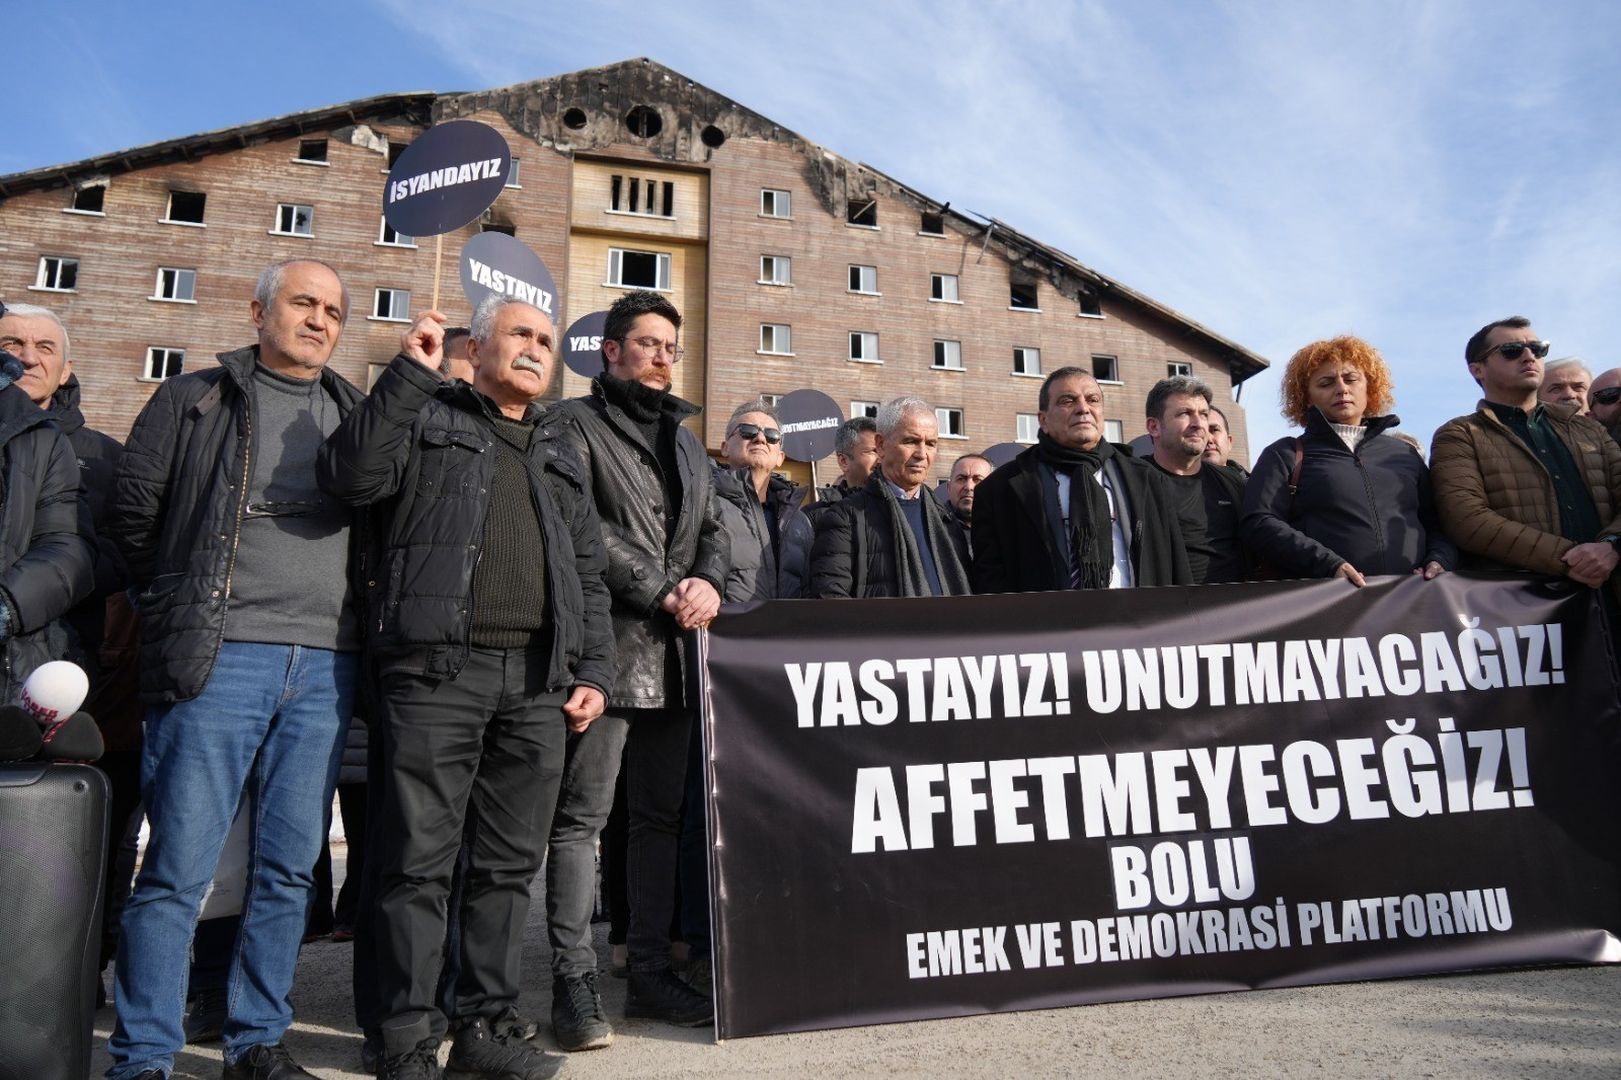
[1168, 361, 1193, 378]
[847, 197, 878, 227]
[760, 189, 791, 218]
[848, 265, 878, 294]
[35, 256, 78, 291]
[144, 347, 184, 381]
[1092, 354, 1120, 383]
[297, 139, 328, 163]
[935, 407, 966, 438]
[850, 400, 879, 420]
[70, 184, 106, 213]
[624, 105, 663, 138]
[562, 107, 588, 130]
[273, 203, 314, 236]
[610, 175, 675, 217]
[607, 248, 671, 290]
[1079, 291, 1103, 318]
[153, 267, 196, 302]
[387, 141, 406, 168]
[920, 211, 944, 235]
[930, 273, 959, 303]
[164, 190, 206, 225]
[933, 340, 964, 371]
[479, 221, 516, 237]
[1010, 281, 1040, 310]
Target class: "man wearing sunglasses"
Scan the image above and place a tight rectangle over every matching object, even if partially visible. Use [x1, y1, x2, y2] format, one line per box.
[717, 402, 814, 600]
[1432, 316, 1621, 599]
[1588, 367, 1621, 444]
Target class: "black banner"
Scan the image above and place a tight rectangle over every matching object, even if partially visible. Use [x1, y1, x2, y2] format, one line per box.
[698, 574, 1621, 1038]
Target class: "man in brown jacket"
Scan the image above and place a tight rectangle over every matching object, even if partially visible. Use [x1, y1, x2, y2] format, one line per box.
[1431, 315, 1621, 595]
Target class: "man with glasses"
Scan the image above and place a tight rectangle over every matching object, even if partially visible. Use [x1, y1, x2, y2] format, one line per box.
[717, 400, 814, 599]
[1432, 316, 1621, 598]
[548, 290, 727, 1040]
[1588, 367, 1621, 443]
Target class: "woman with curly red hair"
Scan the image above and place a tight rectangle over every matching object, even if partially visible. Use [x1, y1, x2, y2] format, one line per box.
[1241, 335, 1456, 584]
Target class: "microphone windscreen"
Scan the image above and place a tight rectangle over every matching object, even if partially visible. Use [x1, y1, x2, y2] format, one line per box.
[0, 704, 41, 762]
[39, 711, 103, 763]
[19, 661, 89, 727]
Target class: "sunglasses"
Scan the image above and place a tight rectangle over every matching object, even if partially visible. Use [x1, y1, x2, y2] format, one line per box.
[729, 423, 782, 444]
[1592, 387, 1621, 406]
[1477, 340, 1551, 363]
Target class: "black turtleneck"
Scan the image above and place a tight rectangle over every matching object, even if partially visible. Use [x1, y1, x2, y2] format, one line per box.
[600, 372, 683, 535]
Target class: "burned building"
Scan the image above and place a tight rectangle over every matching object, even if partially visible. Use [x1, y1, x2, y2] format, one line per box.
[0, 58, 1266, 475]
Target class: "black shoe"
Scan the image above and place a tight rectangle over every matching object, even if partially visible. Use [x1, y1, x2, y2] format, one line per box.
[684, 955, 713, 999]
[360, 1031, 381, 1074]
[625, 969, 714, 1027]
[551, 972, 613, 1051]
[221, 1041, 317, 1079]
[184, 986, 227, 1044]
[379, 1037, 442, 1080]
[445, 1016, 563, 1079]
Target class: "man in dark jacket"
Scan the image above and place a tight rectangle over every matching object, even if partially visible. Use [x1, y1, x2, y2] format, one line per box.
[550, 290, 727, 1033]
[808, 416, 878, 521]
[1145, 377, 1248, 584]
[320, 298, 610, 1079]
[108, 258, 364, 1080]
[717, 398, 814, 599]
[808, 396, 971, 598]
[973, 367, 1191, 594]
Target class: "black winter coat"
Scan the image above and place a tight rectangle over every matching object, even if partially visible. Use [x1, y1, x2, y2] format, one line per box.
[1241, 409, 1456, 579]
[807, 473, 970, 598]
[111, 346, 366, 703]
[49, 374, 125, 659]
[971, 444, 1191, 593]
[0, 381, 94, 697]
[555, 382, 728, 709]
[713, 467, 814, 601]
[317, 355, 615, 693]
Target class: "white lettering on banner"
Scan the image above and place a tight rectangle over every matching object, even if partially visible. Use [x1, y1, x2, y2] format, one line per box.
[466, 258, 555, 315]
[847, 716, 1536, 854]
[388, 158, 504, 204]
[780, 417, 841, 435]
[785, 619, 1566, 728]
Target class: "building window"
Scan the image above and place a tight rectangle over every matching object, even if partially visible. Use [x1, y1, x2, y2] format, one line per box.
[848, 265, 878, 294]
[930, 273, 959, 303]
[607, 248, 671, 290]
[759, 324, 792, 355]
[1013, 346, 1041, 376]
[163, 190, 206, 225]
[1010, 281, 1040, 310]
[1016, 414, 1040, 443]
[273, 203, 314, 236]
[936, 407, 966, 438]
[1079, 292, 1103, 318]
[378, 216, 415, 247]
[1092, 354, 1120, 383]
[932, 340, 965, 371]
[1168, 361, 1193, 378]
[609, 174, 674, 217]
[505, 158, 522, 188]
[1105, 419, 1124, 443]
[153, 267, 196, 302]
[34, 256, 79, 292]
[759, 255, 791, 285]
[920, 211, 944, 235]
[296, 139, 328, 163]
[760, 188, 791, 218]
[144, 347, 184, 381]
[373, 288, 411, 322]
[847, 197, 878, 228]
[760, 393, 781, 409]
[849, 332, 880, 363]
[70, 184, 106, 213]
[387, 141, 406, 168]
[851, 400, 879, 419]
[479, 221, 516, 237]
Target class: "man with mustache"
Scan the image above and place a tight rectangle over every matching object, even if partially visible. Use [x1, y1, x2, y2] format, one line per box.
[1432, 316, 1621, 597]
[549, 290, 727, 1039]
[319, 296, 613, 1080]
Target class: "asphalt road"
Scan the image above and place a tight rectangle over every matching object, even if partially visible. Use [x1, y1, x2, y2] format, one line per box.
[91, 873, 1621, 1079]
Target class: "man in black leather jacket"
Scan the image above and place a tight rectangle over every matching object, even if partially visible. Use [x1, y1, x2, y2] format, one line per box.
[549, 290, 727, 1035]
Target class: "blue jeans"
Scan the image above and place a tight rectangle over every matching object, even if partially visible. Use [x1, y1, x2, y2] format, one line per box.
[107, 643, 357, 1079]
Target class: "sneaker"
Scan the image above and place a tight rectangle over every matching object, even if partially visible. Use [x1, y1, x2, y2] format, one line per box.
[379, 1037, 442, 1080]
[551, 972, 613, 1051]
[220, 1041, 318, 1079]
[444, 1016, 563, 1080]
[625, 969, 714, 1027]
[684, 955, 713, 999]
[184, 986, 228, 1044]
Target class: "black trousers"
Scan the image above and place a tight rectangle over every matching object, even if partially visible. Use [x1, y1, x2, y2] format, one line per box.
[371, 646, 566, 1052]
[620, 706, 694, 973]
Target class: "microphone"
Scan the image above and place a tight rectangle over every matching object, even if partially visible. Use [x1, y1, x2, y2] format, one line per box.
[0, 704, 42, 762]
[19, 661, 89, 728]
[38, 712, 102, 763]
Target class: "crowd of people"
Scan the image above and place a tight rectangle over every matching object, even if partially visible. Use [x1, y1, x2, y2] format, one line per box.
[0, 257, 1616, 1080]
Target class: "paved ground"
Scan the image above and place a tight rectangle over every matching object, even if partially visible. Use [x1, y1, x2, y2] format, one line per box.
[92, 875, 1621, 1079]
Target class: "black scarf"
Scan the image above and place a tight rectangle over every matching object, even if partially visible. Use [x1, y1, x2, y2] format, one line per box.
[1033, 432, 1115, 589]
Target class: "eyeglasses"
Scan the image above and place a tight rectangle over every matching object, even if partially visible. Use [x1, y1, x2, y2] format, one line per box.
[620, 336, 684, 361]
[1592, 387, 1621, 406]
[729, 423, 782, 444]
[1475, 339, 1550, 363]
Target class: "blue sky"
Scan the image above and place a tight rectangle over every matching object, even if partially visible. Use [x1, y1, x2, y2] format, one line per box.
[10, 1, 1619, 453]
